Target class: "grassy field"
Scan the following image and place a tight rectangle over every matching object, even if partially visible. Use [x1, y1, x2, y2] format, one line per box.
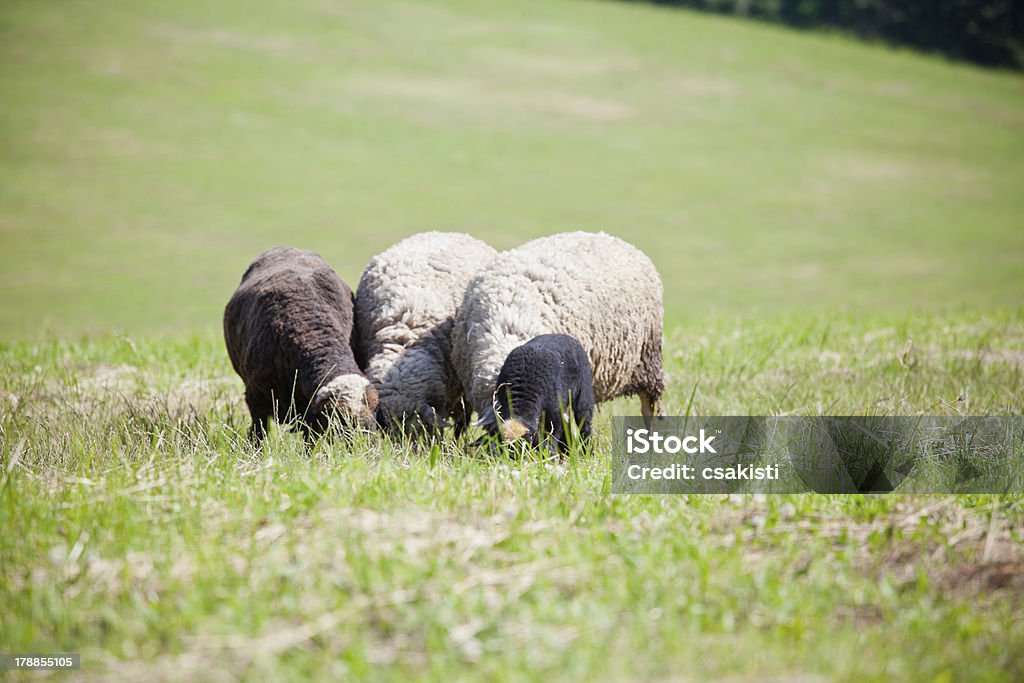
[2, 0, 1023, 680]
[1, 0, 1023, 335]
[2, 314, 1023, 681]
[6, 313, 1024, 679]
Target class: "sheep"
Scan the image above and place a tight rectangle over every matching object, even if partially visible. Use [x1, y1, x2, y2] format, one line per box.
[452, 231, 664, 427]
[353, 232, 497, 436]
[223, 246, 378, 445]
[478, 333, 595, 452]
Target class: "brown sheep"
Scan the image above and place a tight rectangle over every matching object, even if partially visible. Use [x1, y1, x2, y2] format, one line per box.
[224, 247, 377, 445]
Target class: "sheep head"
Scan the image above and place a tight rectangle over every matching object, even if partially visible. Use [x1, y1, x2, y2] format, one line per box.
[312, 373, 379, 433]
[500, 417, 531, 443]
[374, 403, 450, 438]
[476, 403, 535, 445]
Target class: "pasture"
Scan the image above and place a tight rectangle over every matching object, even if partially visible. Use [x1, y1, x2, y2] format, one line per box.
[1, 0, 1023, 680]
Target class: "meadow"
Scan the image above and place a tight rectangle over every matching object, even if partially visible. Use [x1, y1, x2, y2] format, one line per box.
[1, 0, 1023, 680]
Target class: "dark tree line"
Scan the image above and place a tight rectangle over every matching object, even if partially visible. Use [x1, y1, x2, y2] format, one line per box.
[624, 0, 1024, 70]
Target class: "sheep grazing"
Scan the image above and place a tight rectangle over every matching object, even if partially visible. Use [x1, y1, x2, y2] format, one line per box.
[353, 232, 496, 436]
[452, 231, 664, 425]
[478, 334, 595, 452]
[223, 246, 378, 444]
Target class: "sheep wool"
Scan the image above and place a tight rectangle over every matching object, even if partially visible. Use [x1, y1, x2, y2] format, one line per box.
[354, 232, 497, 433]
[452, 231, 664, 421]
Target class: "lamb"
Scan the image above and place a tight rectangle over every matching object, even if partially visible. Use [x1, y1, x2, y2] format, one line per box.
[452, 231, 664, 427]
[223, 246, 378, 444]
[478, 334, 595, 452]
[353, 232, 497, 436]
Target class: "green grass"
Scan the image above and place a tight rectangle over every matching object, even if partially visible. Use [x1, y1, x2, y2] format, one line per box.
[1, 0, 1023, 680]
[3, 313, 1023, 681]
[1, 0, 1023, 336]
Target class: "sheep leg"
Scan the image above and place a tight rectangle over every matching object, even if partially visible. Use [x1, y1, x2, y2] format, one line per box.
[450, 398, 470, 440]
[577, 411, 593, 443]
[640, 393, 658, 430]
[300, 422, 320, 450]
[540, 420, 564, 456]
[246, 388, 272, 444]
[633, 328, 664, 431]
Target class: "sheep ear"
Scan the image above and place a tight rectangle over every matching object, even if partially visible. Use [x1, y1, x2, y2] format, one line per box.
[363, 383, 379, 411]
[475, 405, 497, 428]
[310, 385, 331, 415]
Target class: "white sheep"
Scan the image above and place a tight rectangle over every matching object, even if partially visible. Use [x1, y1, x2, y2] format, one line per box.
[452, 231, 664, 427]
[353, 232, 497, 435]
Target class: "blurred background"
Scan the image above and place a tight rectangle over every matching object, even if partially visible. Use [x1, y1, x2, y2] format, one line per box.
[1, 0, 1022, 337]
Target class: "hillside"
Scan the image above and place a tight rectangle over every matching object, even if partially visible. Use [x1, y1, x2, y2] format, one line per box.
[1, 0, 1022, 336]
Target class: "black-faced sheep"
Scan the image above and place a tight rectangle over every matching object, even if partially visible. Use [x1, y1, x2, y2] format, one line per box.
[478, 334, 595, 452]
[353, 232, 496, 436]
[452, 231, 664, 424]
[224, 247, 378, 444]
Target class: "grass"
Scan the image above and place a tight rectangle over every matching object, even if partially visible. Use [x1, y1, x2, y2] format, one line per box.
[1, 0, 1023, 680]
[1, 0, 1023, 336]
[2, 313, 1023, 681]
